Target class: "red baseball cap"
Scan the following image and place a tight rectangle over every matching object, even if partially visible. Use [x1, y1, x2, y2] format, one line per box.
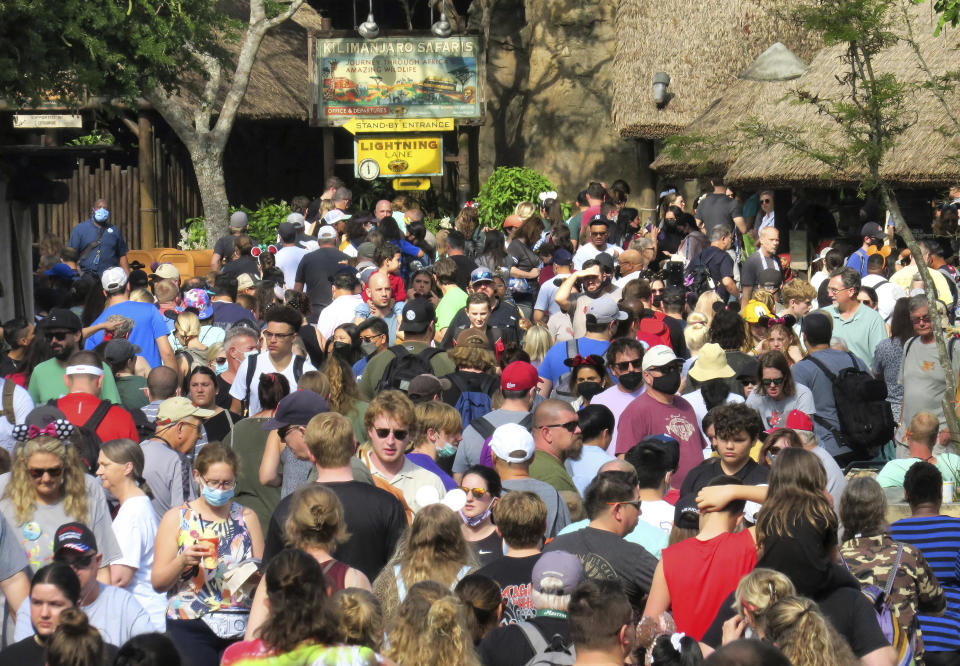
[784, 409, 813, 432]
[501, 361, 539, 392]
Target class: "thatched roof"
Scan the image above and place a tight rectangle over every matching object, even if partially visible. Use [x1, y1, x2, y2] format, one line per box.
[611, 0, 821, 139]
[651, 1, 960, 187]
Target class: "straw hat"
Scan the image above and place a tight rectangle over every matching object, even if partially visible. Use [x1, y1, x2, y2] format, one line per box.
[687, 343, 736, 382]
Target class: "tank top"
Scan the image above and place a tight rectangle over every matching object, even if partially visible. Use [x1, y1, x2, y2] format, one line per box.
[321, 559, 351, 594]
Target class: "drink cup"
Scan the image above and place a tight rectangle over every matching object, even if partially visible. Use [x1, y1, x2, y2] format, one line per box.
[198, 537, 219, 569]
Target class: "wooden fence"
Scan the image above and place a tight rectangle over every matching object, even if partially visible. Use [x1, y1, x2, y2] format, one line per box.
[33, 134, 202, 250]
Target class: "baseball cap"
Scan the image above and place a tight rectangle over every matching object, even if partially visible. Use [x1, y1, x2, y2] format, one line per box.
[553, 248, 573, 266]
[103, 339, 141, 364]
[323, 209, 346, 226]
[128, 269, 149, 290]
[503, 214, 523, 230]
[150, 263, 180, 281]
[488, 422, 535, 463]
[674, 496, 700, 530]
[585, 296, 628, 324]
[41, 308, 82, 332]
[317, 225, 338, 241]
[54, 522, 98, 555]
[277, 221, 297, 240]
[399, 299, 435, 334]
[532, 550, 585, 595]
[470, 267, 494, 285]
[237, 273, 260, 292]
[356, 242, 377, 260]
[784, 409, 814, 432]
[501, 360, 539, 392]
[156, 397, 216, 426]
[641, 344, 680, 371]
[687, 343, 735, 382]
[757, 268, 783, 290]
[456, 327, 490, 349]
[813, 246, 832, 263]
[229, 211, 249, 228]
[286, 212, 306, 229]
[328, 264, 359, 283]
[408, 374, 453, 402]
[860, 222, 882, 239]
[262, 390, 330, 431]
[44, 263, 77, 280]
[180, 288, 214, 320]
[101, 266, 128, 292]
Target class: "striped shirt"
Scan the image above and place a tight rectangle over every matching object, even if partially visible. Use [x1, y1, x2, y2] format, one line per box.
[889, 516, 960, 652]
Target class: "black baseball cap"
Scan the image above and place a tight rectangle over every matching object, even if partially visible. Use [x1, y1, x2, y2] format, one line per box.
[399, 299, 435, 334]
[262, 390, 329, 431]
[54, 522, 99, 556]
[41, 308, 82, 332]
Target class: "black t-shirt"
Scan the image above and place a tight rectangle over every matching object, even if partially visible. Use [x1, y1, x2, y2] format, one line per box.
[662, 315, 687, 359]
[543, 526, 657, 610]
[216, 374, 233, 410]
[221, 255, 260, 278]
[450, 254, 478, 291]
[294, 247, 351, 314]
[469, 530, 505, 569]
[214, 234, 238, 260]
[740, 250, 781, 290]
[476, 554, 541, 624]
[440, 299, 523, 349]
[679, 458, 769, 501]
[204, 409, 239, 444]
[263, 480, 406, 581]
[0, 354, 22, 378]
[0, 637, 117, 666]
[477, 616, 571, 666]
[690, 245, 735, 300]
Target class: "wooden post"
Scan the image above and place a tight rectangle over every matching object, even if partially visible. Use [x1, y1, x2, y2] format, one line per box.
[457, 126, 470, 206]
[138, 113, 157, 249]
[637, 139, 657, 225]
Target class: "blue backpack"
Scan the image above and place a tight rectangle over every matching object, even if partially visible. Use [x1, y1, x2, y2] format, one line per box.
[447, 374, 495, 427]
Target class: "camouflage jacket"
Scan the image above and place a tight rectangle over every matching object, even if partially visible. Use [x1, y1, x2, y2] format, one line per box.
[839, 532, 946, 656]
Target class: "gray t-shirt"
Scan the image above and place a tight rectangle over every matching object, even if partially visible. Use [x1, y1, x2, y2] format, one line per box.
[695, 193, 743, 234]
[280, 447, 313, 499]
[453, 409, 532, 475]
[0, 516, 27, 582]
[15, 583, 152, 646]
[810, 445, 847, 516]
[897, 336, 960, 445]
[0, 473, 121, 572]
[502, 477, 571, 538]
[745, 383, 816, 431]
[141, 438, 194, 517]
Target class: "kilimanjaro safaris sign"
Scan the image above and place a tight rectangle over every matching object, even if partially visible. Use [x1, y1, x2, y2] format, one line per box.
[311, 35, 481, 125]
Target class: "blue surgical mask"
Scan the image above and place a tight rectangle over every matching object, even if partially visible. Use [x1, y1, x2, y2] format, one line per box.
[201, 484, 234, 507]
[93, 207, 109, 223]
[437, 442, 458, 458]
[214, 361, 229, 375]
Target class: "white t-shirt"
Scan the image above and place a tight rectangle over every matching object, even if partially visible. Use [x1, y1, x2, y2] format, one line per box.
[572, 243, 622, 270]
[229, 353, 316, 415]
[0, 378, 34, 454]
[112, 495, 166, 631]
[316, 294, 363, 341]
[275, 245, 309, 289]
[640, 499, 675, 534]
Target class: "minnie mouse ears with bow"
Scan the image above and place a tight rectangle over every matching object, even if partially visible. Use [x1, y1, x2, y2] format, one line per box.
[758, 314, 798, 329]
[12, 419, 75, 443]
[563, 354, 605, 369]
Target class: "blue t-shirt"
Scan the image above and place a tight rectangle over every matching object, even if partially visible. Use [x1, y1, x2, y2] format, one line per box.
[845, 247, 870, 277]
[539, 338, 611, 385]
[85, 302, 170, 368]
[68, 218, 129, 275]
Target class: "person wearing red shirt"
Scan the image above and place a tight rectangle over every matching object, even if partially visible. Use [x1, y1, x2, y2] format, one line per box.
[642, 476, 758, 640]
[56, 351, 138, 447]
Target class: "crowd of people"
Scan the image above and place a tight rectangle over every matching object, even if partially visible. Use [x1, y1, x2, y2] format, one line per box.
[2, 177, 960, 665]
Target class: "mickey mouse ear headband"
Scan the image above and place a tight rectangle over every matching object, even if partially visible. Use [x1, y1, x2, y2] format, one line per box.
[538, 191, 558, 204]
[12, 419, 75, 442]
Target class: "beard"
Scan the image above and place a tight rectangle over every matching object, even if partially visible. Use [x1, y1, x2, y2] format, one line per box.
[53, 345, 74, 361]
[562, 436, 584, 462]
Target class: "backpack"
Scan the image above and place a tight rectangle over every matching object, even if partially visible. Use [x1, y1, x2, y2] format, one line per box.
[375, 345, 443, 393]
[1, 380, 15, 425]
[244, 353, 306, 413]
[49, 398, 113, 473]
[636, 313, 672, 350]
[807, 352, 894, 458]
[684, 260, 717, 299]
[839, 545, 916, 666]
[549, 340, 581, 400]
[475, 413, 534, 468]
[938, 264, 960, 320]
[516, 622, 576, 666]
[447, 374, 495, 427]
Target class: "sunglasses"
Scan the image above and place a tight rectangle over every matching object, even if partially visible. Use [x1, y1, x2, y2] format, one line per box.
[47, 331, 70, 341]
[542, 420, 579, 433]
[613, 359, 643, 372]
[215, 357, 227, 365]
[360, 334, 383, 342]
[375, 428, 409, 440]
[606, 499, 642, 510]
[590, 231, 608, 237]
[761, 199, 772, 204]
[857, 298, 874, 306]
[29, 466, 63, 479]
[57, 554, 95, 569]
[760, 377, 784, 387]
[911, 315, 931, 324]
[461, 487, 488, 499]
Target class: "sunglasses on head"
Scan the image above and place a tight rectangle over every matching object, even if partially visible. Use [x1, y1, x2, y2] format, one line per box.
[542, 420, 578, 433]
[375, 427, 408, 440]
[461, 486, 487, 499]
[613, 359, 643, 372]
[29, 466, 63, 479]
[760, 377, 784, 387]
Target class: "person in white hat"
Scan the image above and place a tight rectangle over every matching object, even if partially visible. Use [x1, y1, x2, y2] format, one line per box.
[615, 345, 707, 491]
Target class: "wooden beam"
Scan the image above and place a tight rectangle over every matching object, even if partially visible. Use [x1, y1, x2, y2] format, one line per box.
[138, 113, 157, 249]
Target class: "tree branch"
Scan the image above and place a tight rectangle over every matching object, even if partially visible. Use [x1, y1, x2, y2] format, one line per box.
[900, 1, 960, 135]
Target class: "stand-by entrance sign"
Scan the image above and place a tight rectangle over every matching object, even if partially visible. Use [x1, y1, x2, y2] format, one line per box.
[342, 117, 454, 134]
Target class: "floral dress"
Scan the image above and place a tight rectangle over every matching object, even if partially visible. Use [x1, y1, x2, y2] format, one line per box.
[167, 502, 256, 637]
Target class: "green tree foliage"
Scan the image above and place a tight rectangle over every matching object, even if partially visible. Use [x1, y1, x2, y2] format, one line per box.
[476, 166, 556, 229]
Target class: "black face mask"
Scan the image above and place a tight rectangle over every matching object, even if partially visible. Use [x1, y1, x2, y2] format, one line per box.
[652, 294, 664, 308]
[332, 341, 353, 361]
[576, 381, 604, 400]
[618, 371, 644, 392]
[585, 276, 611, 298]
[651, 368, 682, 395]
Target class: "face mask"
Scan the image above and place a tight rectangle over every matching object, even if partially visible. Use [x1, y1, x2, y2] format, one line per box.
[93, 207, 109, 223]
[618, 371, 644, 392]
[214, 361, 229, 375]
[651, 368, 682, 395]
[242, 349, 257, 360]
[652, 294, 663, 308]
[201, 484, 234, 507]
[585, 276, 611, 298]
[576, 381, 604, 400]
[332, 341, 352, 358]
[360, 341, 379, 356]
[460, 507, 492, 527]
[436, 442, 458, 458]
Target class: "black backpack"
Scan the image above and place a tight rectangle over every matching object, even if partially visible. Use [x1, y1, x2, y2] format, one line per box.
[376, 345, 443, 392]
[807, 352, 894, 458]
[48, 398, 113, 473]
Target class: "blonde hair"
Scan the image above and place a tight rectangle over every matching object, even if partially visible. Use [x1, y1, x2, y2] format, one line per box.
[305, 412, 356, 468]
[205, 342, 224, 365]
[4, 436, 87, 524]
[435, 229, 450, 259]
[297, 370, 331, 399]
[683, 314, 710, 352]
[412, 403, 462, 449]
[514, 201, 537, 221]
[758, 596, 858, 666]
[331, 588, 383, 650]
[448, 343, 497, 372]
[749, 290, 776, 312]
[322, 358, 358, 415]
[522, 325, 553, 364]
[128, 288, 154, 303]
[284, 484, 349, 551]
[174, 311, 202, 344]
[153, 279, 179, 303]
[782, 279, 817, 304]
[694, 291, 721, 324]
[732, 568, 795, 619]
[364, 390, 415, 432]
[386, 581, 480, 666]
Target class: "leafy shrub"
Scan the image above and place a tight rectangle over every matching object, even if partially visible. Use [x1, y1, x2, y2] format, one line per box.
[177, 198, 291, 249]
[475, 167, 555, 229]
[178, 216, 207, 250]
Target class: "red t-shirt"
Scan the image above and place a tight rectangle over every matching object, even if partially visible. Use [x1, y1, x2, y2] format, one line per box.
[56, 393, 138, 443]
[360, 271, 407, 304]
[662, 530, 757, 640]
